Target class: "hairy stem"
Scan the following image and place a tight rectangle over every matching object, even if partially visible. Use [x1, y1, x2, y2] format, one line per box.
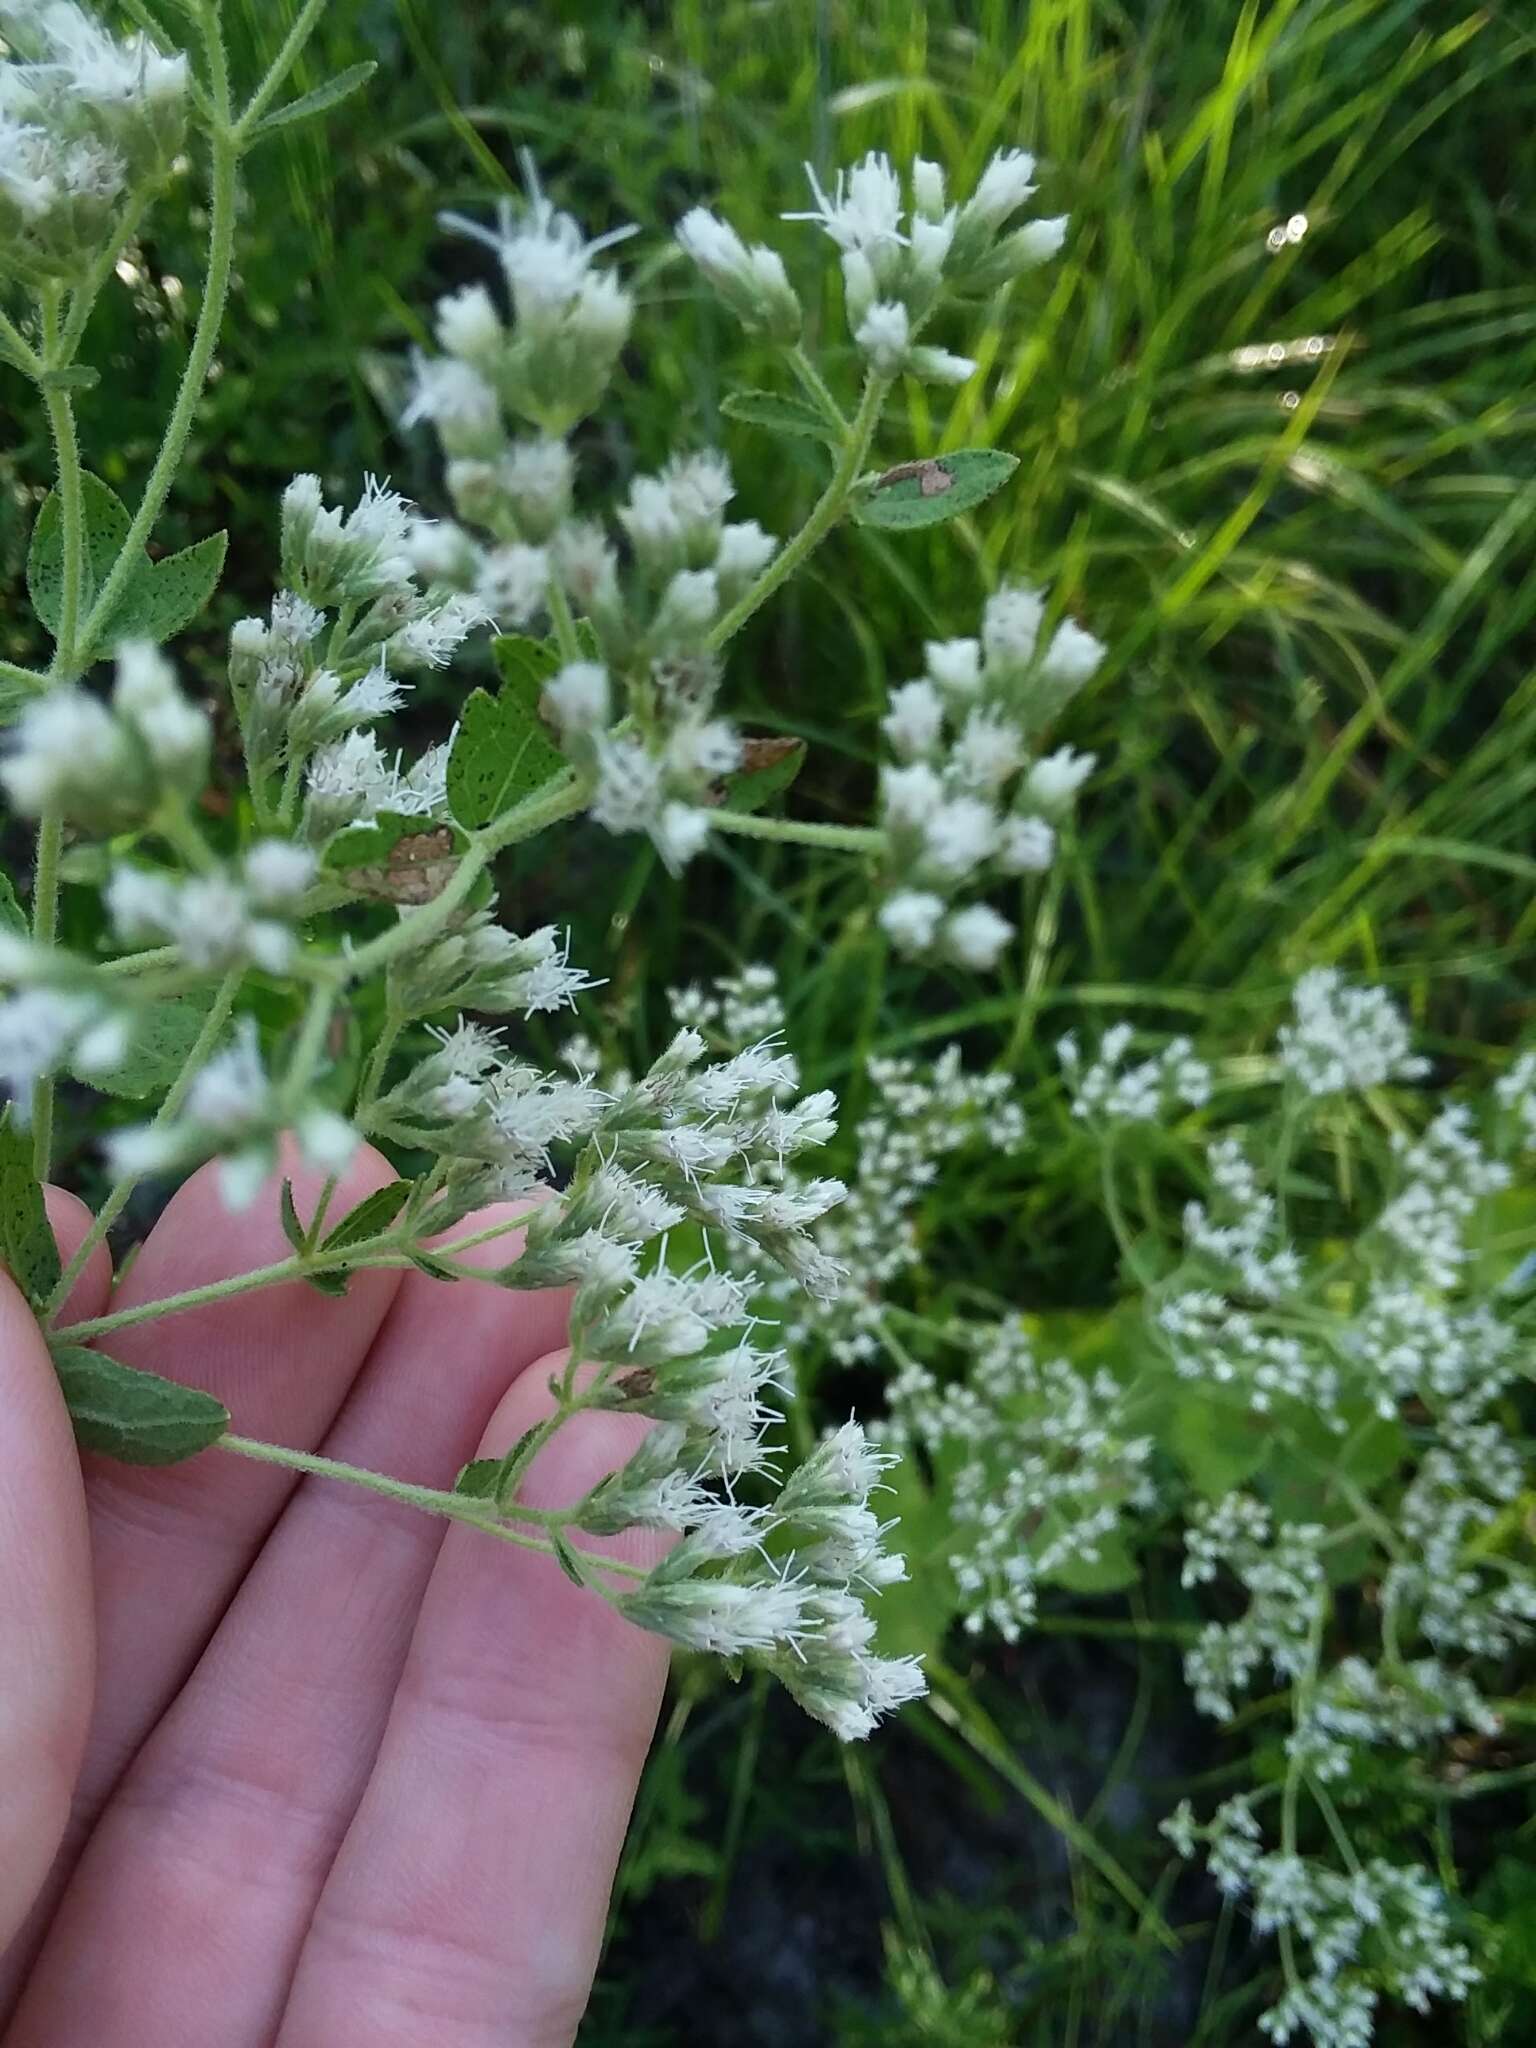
[786, 344, 849, 430]
[709, 807, 885, 856]
[0, 303, 41, 377]
[77, 37, 239, 661]
[546, 577, 583, 664]
[215, 1432, 648, 1577]
[232, 0, 332, 139]
[706, 370, 890, 652]
[340, 768, 590, 984]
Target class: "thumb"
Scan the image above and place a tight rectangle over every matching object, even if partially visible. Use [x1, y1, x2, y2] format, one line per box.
[0, 1203, 101, 1949]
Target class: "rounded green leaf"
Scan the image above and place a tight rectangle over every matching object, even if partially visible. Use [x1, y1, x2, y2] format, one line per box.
[48, 1343, 230, 1465]
[447, 682, 566, 830]
[0, 1107, 61, 1308]
[721, 388, 841, 444]
[26, 471, 132, 640]
[112, 530, 229, 646]
[852, 449, 1020, 531]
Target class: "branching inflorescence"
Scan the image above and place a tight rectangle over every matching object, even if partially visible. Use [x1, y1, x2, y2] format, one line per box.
[0, 4, 1092, 1746]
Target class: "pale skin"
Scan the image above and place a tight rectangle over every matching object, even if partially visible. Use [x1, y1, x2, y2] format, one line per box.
[0, 1143, 668, 2047]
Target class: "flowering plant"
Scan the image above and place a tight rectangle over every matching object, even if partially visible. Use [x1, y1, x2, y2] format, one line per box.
[0, 2, 1088, 1747]
[696, 956, 1531, 2045]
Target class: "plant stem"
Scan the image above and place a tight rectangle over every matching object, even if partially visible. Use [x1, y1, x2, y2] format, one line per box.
[546, 577, 583, 663]
[40, 317, 85, 672]
[44, 965, 244, 1320]
[58, 191, 152, 360]
[0, 658, 45, 695]
[57, 1253, 309, 1339]
[77, 50, 239, 661]
[340, 768, 590, 984]
[215, 1432, 649, 1577]
[232, 0, 331, 139]
[0, 303, 41, 376]
[281, 977, 338, 1109]
[706, 370, 890, 652]
[786, 344, 849, 430]
[353, 1008, 403, 1123]
[709, 808, 885, 855]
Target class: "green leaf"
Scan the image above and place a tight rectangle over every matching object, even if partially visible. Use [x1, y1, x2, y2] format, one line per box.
[1168, 1392, 1273, 1496]
[27, 471, 132, 640]
[279, 1179, 307, 1256]
[0, 1107, 60, 1309]
[75, 993, 215, 1100]
[721, 736, 806, 814]
[48, 1342, 229, 1465]
[320, 1179, 411, 1253]
[852, 449, 1019, 531]
[550, 1528, 587, 1587]
[111, 530, 228, 646]
[1045, 1527, 1141, 1595]
[255, 60, 378, 137]
[453, 1456, 504, 1500]
[447, 676, 566, 830]
[0, 870, 26, 937]
[323, 809, 422, 871]
[492, 633, 562, 695]
[453, 1428, 539, 1508]
[0, 674, 35, 731]
[720, 388, 841, 444]
[869, 1458, 962, 1661]
[27, 472, 225, 651]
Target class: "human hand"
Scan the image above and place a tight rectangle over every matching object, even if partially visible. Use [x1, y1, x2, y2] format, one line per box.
[0, 1145, 668, 2047]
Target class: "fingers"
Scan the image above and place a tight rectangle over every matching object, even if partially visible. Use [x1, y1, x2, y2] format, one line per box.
[0, 1275, 89, 1953]
[0, 1194, 111, 1949]
[0, 1143, 404, 2025]
[277, 1356, 670, 2048]
[7, 1211, 571, 2048]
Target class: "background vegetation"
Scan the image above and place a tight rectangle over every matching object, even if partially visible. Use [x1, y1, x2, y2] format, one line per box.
[6, 0, 1536, 2039]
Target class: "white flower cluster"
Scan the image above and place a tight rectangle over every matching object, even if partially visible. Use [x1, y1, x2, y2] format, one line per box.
[0, 1, 186, 282]
[618, 1421, 926, 1741]
[1164, 1799, 1478, 2048]
[106, 841, 317, 975]
[411, 152, 636, 444]
[1383, 1440, 1536, 1662]
[1373, 1103, 1508, 1289]
[539, 446, 782, 870]
[1058, 1021, 1211, 1125]
[1142, 983, 1522, 1428]
[401, 169, 790, 872]
[1155, 1134, 1339, 1413]
[0, 949, 129, 1117]
[1278, 968, 1430, 1097]
[106, 1019, 357, 1208]
[876, 584, 1105, 969]
[892, 1315, 1153, 1640]
[770, 1043, 1023, 1365]
[1181, 1494, 1328, 1719]
[384, 917, 594, 1027]
[778, 149, 1066, 381]
[2, 639, 208, 830]
[1287, 1655, 1499, 1785]
[364, 1018, 922, 1740]
[225, 479, 488, 835]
